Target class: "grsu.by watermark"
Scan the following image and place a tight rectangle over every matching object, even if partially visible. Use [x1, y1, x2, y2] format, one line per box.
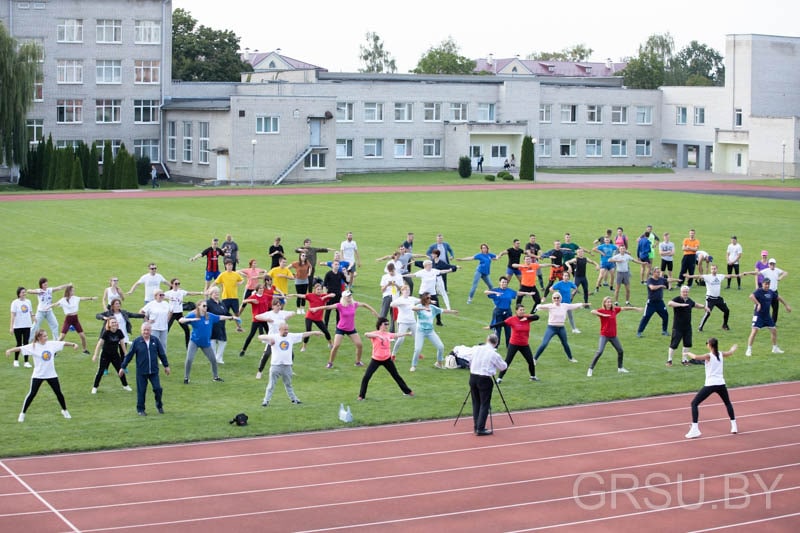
[573, 472, 783, 511]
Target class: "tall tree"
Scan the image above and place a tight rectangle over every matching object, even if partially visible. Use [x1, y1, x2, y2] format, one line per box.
[673, 41, 725, 86]
[616, 50, 665, 89]
[528, 43, 594, 62]
[358, 32, 397, 73]
[172, 8, 252, 82]
[519, 136, 535, 181]
[412, 37, 476, 75]
[0, 25, 41, 168]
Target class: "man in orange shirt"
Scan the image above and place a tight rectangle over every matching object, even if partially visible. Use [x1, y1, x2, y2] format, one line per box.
[679, 229, 700, 287]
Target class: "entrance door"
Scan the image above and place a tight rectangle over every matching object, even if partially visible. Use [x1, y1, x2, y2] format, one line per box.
[310, 119, 321, 146]
[491, 145, 508, 168]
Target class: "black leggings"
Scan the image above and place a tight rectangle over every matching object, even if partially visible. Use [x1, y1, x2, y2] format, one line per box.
[498, 343, 535, 379]
[304, 318, 331, 344]
[241, 321, 269, 353]
[13, 328, 31, 361]
[168, 312, 191, 347]
[691, 384, 735, 423]
[22, 377, 66, 413]
[358, 358, 411, 399]
[93, 352, 129, 388]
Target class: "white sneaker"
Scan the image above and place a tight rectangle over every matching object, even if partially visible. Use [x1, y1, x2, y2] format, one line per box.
[217, 359, 224, 365]
[409, 366, 416, 372]
[18, 413, 25, 422]
[618, 367, 629, 374]
[122, 385, 132, 391]
[587, 368, 593, 377]
[255, 371, 262, 379]
[572, 329, 581, 334]
[296, 309, 304, 315]
[24, 362, 31, 368]
[772, 346, 784, 354]
[13, 360, 19, 367]
[570, 358, 578, 363]
[731, 421, 738, 434]
[61, 410, 71, 419]
[91, 387, 98, 394]
[745, 346, 752, 357]
[685, 427, 701, 439]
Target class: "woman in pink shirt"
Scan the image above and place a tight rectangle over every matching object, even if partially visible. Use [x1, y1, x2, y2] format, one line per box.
[237, 259, 268, 313]
[358, 318, 413, 400]
[311, 290, 377, 368]
[532, 292, 586, 364]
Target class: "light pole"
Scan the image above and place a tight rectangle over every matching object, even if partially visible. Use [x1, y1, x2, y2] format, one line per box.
[251, 139, 257, 187]
[532, 137, 537, 182]
[781, 140, 786, 183]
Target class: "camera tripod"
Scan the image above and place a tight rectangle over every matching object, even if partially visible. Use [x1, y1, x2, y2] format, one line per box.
[454, 377, 514, 429]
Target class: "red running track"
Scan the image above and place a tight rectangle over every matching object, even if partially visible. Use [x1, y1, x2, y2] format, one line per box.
[0, 381, 798, 532]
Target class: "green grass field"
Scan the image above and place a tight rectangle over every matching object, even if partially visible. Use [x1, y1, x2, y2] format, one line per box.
[0, 179, 797, 457]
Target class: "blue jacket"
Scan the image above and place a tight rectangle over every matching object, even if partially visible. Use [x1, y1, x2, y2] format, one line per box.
[122, 335, 168, 374]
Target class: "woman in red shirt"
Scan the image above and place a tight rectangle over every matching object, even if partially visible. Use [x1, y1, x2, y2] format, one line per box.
[492, 304, 540, 383]
[358, 317, 413, 400]
[296, 283, 334, 352]
[587, 297, 642, 376]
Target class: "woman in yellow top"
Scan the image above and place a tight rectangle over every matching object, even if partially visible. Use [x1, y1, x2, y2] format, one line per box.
[214, 260, 244, 331]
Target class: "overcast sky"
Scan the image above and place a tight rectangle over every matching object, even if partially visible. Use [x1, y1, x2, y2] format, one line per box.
[173, 0, 799, 72]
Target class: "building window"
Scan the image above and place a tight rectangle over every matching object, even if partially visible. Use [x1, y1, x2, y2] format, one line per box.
[491, 145, 508, 158]
[96, 60, 122, 84]
[611, 106, 628, 124]
[539, 104, 552, 123]
[55, 140, 81, 151]
[676, 106, 687, 125]
[256, 115, 279, 134]
[736, 153, 742, 167]
[134, 60, 160, 84]
[134, 99, 160, 124]
[559, 139, 577, 157]
[182, 122, 193, 163]
[304, 152, 326, 169]
[56, 59, 83, 84]
[394, 102, 413, 122]
[423, 138, 442, 157]
[167, 121, 177, 162]
[694, 107, 705, 125]
[538, 138, 552, 158]
[94, 139, 122, 163]
[560, 104, 577, 123]
[364, 102, 383, 122]
[26, 119, 44, 147]
[57, 19, 83, 43]
[477, 103, 495, 122]
[199, 122, 209, 164]
[611, 139, 628, 157]
[96, 19, 122, 43]
[636, 106, 652, 125]
[56, 99, 82, 123]
[95, 99, 121, 123]
[134, 20, 161, 44]
[734, 108, 743, 127]
[585, 138, 602, 157]
[33, 74, 43, 101]
[336, 102, 353, 122]
[449, 102, 467, 121]
[586, 105, 602, 123]
[423, 102, 441, 121]
[394, 139, 412, 158]
[336, 138, 353, 158]
[134, 139, 159, 162]
[635, 139, 652, 157]
[364, 138, 383, 158]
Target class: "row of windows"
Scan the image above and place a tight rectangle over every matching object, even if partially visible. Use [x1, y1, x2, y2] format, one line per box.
[536, 138, 653, 158]
[53, 59, 161, 85]
[49, 99, 161, 124]
[675, 106, 706, 125]
[36, 137, 160, 163]
[166, 121, 210, 164]
[335, 138, 443, 159]
[539, 104, 654, 125]
[335, 102, 495, 123]
[55, 18, 161, 44]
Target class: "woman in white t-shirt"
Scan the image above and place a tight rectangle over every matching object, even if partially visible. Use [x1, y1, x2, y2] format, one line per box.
[102, 276, 125, 310]
[6, 329, 78, 422]
[10, 287, 35, 367]
[165, 278, 204, 348]
[50, 284, 97, 354]
[684, 338, 738, 439]
[389, 285, 419, 358]
[141, 290, 172, 352]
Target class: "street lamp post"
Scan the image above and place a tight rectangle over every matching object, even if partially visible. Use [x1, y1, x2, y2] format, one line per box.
[251, 139, 257, 187]
[781, 140, 786, 183]
[532, 137, 537, 182]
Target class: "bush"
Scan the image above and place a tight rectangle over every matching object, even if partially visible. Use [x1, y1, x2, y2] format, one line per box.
[484, 174, 496, 181]
[498, 171, 514, 181]
[519, 135, 534, 180]
[458, 156, 472, 178]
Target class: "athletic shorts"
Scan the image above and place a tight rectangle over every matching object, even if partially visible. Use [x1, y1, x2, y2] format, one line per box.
[61, 314, 83, 334]
[205, 271, 220, 282]
[616, 271, 631, 286]
[335, 328, 357, 336]
[752, 315, 775, 329]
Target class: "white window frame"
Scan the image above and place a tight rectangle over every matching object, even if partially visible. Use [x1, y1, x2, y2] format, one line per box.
[133, 99, 160, 124]
[585, 138, 602, 157]
[635, 139, 652, 157]
[95, 99, 121, 123]
[134, 139, 160, 162]
[539, 104, 552, 123]
[134, 20, 161, 44]
[694, 107, 705, 125]
[304, 152, 326, 169]
[182, 121, 193, 163]
[423, 138, 442, 157]
[199, 121, 210, 165]
[96, 19, 122, 44]
[491, 145, 508, 158]
[449, 102, 467, 122]
[636, 106, 652, 125]
[56, 99, 83, 123]
[56, 59, 83, 84]
[734, 108, 743, 127]
[96, 60, 122, 84]
[363, 138, 383, 158]
[33, 75, 43, 101]
[94, 139, 122, 163]
[57, 19, 83, 43]
[676, 106, 688, 125]
[336, 102, 353, 122]
[134, 60, 160, 84]
[364, 102, 384, 122]
[55, 140, 81, 151]
[586, 105, 602, 124]
[560, 104, 577, 123]
[26, 119, 44, 147]
[336, 138, 353, 159]
[477, 103, 495, 122]
[611, 139, 628, 157]
[256, 115, 279, 134]
[538, 138, 552, 158]
[167, 121, 177, 162]
[559, 139, 577, 157]
[423, 102, 441, 122]
[393, 139, 413, 158]
[394, 102, 413, 122]
[611, 105, 628, 124]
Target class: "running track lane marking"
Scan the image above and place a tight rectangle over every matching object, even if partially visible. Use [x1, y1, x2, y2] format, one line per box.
[0, 461, 80, 532]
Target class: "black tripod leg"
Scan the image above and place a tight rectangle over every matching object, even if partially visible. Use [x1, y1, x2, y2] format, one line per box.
[494, 381, 515, 425]
[454, 388, 472, 426]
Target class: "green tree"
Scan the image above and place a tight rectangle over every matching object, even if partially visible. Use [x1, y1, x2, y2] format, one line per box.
[100, 142, 114, 189]
[673, 40, 725, 86]
[0, 25, 41, 168]
[413, 37, 476, 75]
[617, 50, 665, 89]
[528, 43, 594, 62]
[519, 136, 534, 181]
[358, 32, 397, 73]
[172, 8, 252, 82]
[68, 156, 84, 190]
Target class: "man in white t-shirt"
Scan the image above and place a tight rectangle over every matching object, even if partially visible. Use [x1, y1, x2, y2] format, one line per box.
[254, 300, 297, 379]
[259, 323, 322, 406]
[340, 231, 361, 285]
[725, 236, 743, 290]
[684, 264, 738, 332]
[128, 264, 169, 304]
